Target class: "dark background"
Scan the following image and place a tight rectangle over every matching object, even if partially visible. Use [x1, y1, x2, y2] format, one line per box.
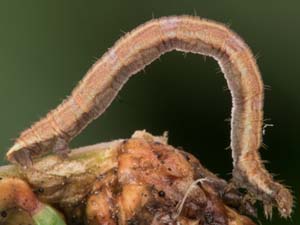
[0, 1, 299, 224]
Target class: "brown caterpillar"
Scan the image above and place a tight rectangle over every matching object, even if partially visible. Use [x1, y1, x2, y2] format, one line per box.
[6, 16, 293, 218]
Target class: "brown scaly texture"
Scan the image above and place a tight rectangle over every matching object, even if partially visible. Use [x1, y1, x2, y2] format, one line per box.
[6, 16, 292, 217]
[85, 131, 257, 225]
[1, 131, 256, 225]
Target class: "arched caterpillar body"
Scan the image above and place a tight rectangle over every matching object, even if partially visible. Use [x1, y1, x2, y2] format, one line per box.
[6, 16, 293, 218]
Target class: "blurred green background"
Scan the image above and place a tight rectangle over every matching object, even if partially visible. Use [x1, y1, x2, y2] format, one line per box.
[0, 1, 299, 224]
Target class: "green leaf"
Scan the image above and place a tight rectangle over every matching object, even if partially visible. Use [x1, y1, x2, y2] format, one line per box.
[33, 205, 66, 225]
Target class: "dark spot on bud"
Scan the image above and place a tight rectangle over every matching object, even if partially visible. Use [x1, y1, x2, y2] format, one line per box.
[158, 190, 165, 197]
[143, 193, 148, 197]
[1, 211, 7, 218]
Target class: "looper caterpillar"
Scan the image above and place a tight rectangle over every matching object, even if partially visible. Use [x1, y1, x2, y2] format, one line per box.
[6, 15, 293, 218]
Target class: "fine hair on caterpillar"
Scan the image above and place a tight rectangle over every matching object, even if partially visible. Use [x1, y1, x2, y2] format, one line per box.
[6, 15, 293, 218]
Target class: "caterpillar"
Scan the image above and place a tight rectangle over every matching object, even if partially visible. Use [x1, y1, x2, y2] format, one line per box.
[6, 15, 293, 218]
